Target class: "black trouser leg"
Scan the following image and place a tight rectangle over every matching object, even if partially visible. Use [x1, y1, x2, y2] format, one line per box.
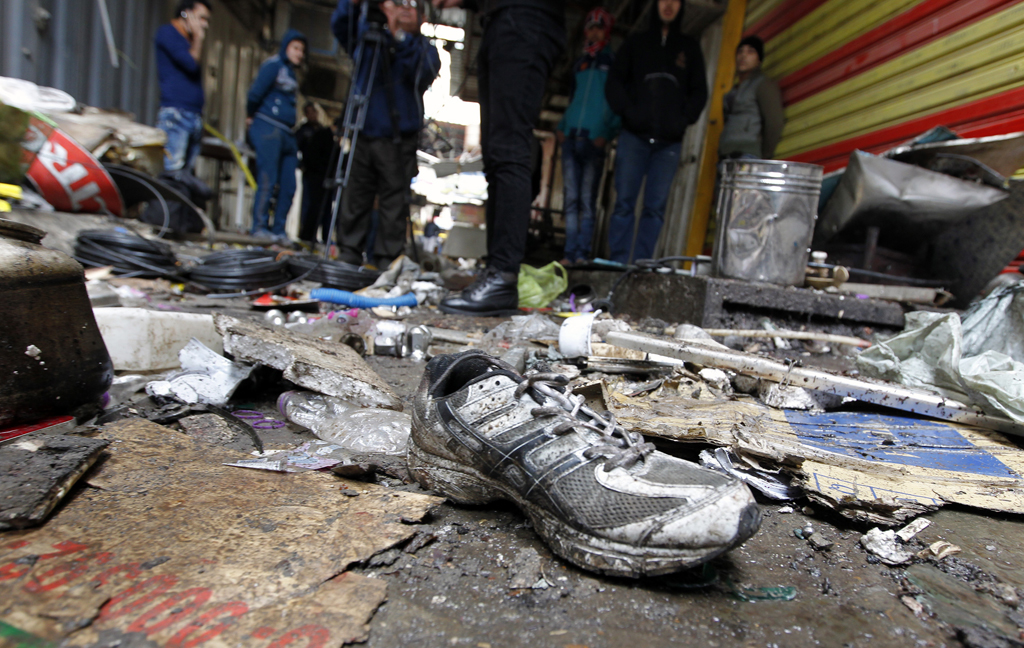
[372, 134, 419, 267]
[337, 138, 379, 265]
[299, 172, 327, 243]
[479, 6, 564, 274]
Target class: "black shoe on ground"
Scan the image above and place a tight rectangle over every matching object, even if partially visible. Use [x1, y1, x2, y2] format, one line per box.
[408, 350, 762, 578]
[439, 267, 520, 317]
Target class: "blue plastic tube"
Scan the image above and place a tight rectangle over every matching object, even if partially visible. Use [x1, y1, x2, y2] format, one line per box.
[311, 288, 419, 308]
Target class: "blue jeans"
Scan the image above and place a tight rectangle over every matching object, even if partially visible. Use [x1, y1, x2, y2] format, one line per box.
[250, 118, 298, 236]
[562, 136, 604, 262]
[608, 130, 681, 263]
[157, 107, 204, 173]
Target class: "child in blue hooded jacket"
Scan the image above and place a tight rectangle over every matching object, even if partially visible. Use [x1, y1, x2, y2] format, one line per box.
[556, 8, 620, 265]
[247, 29, 307, 240]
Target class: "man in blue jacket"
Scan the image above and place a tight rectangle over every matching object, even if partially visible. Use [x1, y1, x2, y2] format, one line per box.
[556, 7, 619, 266]
[155, 0, 211, 174]
[331, 0, 441, 268]
[246, 30, 307, 240]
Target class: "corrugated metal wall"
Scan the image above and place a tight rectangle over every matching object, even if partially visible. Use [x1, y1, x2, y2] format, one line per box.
[1, 0, 274, 231]
[1, 0, 167, 124]
[744, 0, 1024, 172]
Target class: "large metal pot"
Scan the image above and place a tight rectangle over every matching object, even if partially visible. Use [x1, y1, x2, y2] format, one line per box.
[0, 219, 113, 426]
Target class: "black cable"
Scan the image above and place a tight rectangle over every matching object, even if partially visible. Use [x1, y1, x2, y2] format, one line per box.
[287, 255, 381, 291]
[188, 249, 295, 292]
[105, 167, 172, 238]
[74, 230, 181, 278]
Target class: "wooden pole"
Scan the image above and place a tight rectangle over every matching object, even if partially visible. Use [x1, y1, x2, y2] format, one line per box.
[685, 0, 748, 259]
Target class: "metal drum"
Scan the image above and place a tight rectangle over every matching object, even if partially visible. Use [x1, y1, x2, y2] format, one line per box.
[712, 159, 824, 285]
[0, 219, 113, 426]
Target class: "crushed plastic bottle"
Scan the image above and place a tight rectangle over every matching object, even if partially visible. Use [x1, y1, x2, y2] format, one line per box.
[279, 391, 358, 428]
[278, 391, 411, 455]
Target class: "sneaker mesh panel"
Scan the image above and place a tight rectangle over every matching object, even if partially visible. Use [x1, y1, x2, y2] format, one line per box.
[642, 454, 731, 488]
[551, 465, 687, 531]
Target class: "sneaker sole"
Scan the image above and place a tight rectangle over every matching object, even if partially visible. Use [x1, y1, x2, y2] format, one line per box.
[438, 303, 522, 317]
[407, 441, 761, 578]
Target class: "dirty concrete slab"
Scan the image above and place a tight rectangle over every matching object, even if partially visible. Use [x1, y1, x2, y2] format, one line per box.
[216, 314, 403, 410]
[0, 419, 441, 646]
[567, 269, 907, 330]
[344, 502, 957, 648]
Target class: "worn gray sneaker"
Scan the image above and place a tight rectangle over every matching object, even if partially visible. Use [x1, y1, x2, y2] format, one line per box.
[408, 350, 762, 578]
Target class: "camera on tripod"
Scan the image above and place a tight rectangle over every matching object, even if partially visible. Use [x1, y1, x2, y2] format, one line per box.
[362, 0, 388, 29]
[361, 0, 423, 29]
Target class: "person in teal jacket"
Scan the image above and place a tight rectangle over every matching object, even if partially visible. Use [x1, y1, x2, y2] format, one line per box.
[556, 7, 620, 265]
[246, 29, 307, 241]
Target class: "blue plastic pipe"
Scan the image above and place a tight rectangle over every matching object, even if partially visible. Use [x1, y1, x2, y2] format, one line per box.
[311, 288, 418, 308]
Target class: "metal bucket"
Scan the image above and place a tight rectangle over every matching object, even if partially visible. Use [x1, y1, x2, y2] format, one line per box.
[712, 159, 824, 285]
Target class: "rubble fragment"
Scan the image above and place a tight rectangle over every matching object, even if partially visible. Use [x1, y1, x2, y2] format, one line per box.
[860, 528, 914, 566]
[896, 518, 932, 542]
[918, 541, 962, 561]
[0, 435, 109, 530]
[215, 314, 402, 410]
[145, 338, 253, 406]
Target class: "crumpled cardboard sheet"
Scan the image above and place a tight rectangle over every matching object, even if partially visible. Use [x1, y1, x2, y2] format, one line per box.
[610, 390, 1024, 526]
[0, 419, 441, 646]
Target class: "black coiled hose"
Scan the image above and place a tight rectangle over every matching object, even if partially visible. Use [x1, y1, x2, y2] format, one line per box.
[188, 249, 295, 292]
[74, 230, 181, 278]
[287, 255, 380, 291]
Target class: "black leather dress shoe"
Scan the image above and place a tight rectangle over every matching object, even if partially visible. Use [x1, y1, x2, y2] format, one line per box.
[439, 267, 520, 316]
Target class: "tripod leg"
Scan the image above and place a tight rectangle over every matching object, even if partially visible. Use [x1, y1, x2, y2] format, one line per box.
[321, 32, 386, 260]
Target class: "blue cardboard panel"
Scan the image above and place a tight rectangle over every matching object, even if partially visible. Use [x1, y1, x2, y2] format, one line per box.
[784, 411, 1020, 479]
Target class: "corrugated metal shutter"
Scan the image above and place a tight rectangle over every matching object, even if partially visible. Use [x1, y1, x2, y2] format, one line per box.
[745, 0, 1024, 172]
[1, 0, 166, 124]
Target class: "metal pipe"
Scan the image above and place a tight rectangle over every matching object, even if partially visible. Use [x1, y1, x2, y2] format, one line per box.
[96, 0, 119, 68]
[606, 331, 1023, 437]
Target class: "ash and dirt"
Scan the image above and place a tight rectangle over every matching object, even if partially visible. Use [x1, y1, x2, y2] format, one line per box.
[80, 304, 1024, 647]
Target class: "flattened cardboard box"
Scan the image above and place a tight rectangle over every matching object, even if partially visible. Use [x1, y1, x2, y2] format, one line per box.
[0, 419, 441, 647]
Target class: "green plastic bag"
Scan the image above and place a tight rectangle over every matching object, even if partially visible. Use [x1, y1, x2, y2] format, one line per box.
[518, 262, 567, 308]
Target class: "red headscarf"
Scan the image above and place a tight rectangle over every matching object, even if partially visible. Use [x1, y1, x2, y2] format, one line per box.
[582, 8, 613, 57]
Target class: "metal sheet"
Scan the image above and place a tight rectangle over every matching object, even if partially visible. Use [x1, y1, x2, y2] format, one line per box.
[815, 151, 1008, 243]
[780, 0, 1015, 106]
[887, 131, 1024, 179]
[605, 330, 1024, 436]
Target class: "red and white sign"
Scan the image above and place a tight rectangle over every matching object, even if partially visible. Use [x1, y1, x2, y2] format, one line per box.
[25, 120, 123, 216]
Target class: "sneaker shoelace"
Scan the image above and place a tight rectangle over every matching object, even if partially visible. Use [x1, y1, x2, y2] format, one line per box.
[515, 371, 656, 472]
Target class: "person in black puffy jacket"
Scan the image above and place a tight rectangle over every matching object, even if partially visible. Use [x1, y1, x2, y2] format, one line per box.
[604, 0, 707, 263]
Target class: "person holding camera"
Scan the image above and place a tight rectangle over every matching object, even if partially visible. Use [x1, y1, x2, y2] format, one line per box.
[155, 0, 211, 174]
[330, 0, 441, 268]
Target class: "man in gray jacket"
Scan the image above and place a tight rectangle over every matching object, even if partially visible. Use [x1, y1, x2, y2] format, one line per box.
[718, 35, 785, 160]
